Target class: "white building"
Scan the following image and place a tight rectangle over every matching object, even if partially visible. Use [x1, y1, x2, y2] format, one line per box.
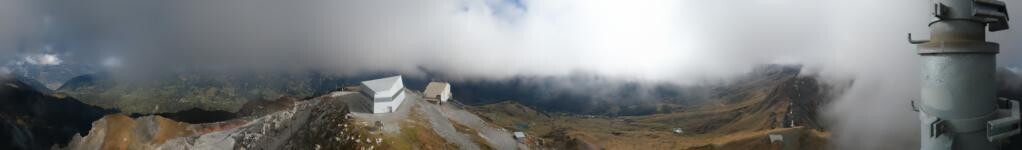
[423, 82, 452, 104]
[359, 75, 406, 113]
[768, 134, 784, 143]
[513, 132, 527, 140]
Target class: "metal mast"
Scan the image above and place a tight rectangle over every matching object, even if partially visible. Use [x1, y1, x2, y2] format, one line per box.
[909, 0, 1019, 149]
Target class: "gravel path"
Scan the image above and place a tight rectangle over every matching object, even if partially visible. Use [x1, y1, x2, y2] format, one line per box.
[440, 104, 527, 150]
[418, 99, 481, 149]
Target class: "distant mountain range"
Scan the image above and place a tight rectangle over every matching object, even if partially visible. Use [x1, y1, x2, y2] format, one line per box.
[47, 64, 810, 116]
[444, 64, 806, 116]
[56, 71, 360, 113]
[32, 63, 1022, 117]
[3, 61, 95, 90]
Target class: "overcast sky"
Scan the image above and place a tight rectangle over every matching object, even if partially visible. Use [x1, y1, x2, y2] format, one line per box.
[1, 0, 1021, 149]
[0, 0, 1018, 79]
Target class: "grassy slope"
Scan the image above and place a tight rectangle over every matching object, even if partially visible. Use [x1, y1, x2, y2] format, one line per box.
[467, 75, 832, 149]
[449, 118, 495, 150]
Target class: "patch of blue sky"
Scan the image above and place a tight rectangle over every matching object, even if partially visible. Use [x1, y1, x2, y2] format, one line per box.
[459, 0, 527, 24]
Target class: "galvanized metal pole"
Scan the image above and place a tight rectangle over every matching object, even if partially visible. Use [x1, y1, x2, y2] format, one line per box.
[909, 0, 1018, 149]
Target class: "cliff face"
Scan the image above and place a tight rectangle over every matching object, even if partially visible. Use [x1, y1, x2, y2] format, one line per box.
[0, 76, 114, 150]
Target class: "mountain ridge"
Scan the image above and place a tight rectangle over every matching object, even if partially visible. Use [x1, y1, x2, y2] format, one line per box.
[0, 76, 116, 149]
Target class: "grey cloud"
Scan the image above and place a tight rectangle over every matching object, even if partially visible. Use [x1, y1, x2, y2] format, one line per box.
[2, 0, 1022, 149]
[0, 0, 36, 60]
[0, 67, 9, 76]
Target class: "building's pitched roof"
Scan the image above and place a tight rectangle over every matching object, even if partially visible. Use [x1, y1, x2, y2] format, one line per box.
[361, 75, 403, 93]
[423, 82, 450, 97]
[769, 134, 784, 143]
[513, 132, 526, 138]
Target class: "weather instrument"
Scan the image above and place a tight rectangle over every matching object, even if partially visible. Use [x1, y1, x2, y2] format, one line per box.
[908, 0, 1019, 149]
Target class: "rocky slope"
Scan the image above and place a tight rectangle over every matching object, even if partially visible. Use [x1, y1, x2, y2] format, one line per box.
[63, 89, 527, 150]
[63, 92, 377, 150]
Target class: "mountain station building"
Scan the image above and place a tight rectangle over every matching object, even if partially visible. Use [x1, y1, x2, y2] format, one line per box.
[359, 75, 406, 113]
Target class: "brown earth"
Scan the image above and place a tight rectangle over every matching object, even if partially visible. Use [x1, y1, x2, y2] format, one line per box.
[81, 114, 197, 150]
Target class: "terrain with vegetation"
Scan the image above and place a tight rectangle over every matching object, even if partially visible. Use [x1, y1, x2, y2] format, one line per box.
[56, 71, 357, 113]
[465, 65, 835, 149]
[2, 64, 850, 150]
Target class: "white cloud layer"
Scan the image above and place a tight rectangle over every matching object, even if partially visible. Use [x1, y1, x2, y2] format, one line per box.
[23, 54, 62, 66]
[1, 0, 1022, 149]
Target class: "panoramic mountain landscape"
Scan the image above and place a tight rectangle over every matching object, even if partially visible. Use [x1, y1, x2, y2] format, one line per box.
[3, 0, 1022, 149]
[3, 64, 845, 150]
[3, 65, 1020, 149]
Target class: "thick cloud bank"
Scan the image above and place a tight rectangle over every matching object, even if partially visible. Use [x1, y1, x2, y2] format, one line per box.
[2, 0, 1022, 149]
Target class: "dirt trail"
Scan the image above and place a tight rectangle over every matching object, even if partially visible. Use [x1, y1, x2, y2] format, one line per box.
[439, 103, 525, 150]
[418, 99, 481, 149]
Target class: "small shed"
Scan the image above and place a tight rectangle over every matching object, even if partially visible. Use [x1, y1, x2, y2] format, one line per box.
[513, 132, 527, 140]
[768, 134, 784, 143]
[672, 128, 684, 134]
[423, 82, 452, 104]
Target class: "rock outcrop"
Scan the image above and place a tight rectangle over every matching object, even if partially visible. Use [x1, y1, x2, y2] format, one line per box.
[64, 92, 378, 150]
